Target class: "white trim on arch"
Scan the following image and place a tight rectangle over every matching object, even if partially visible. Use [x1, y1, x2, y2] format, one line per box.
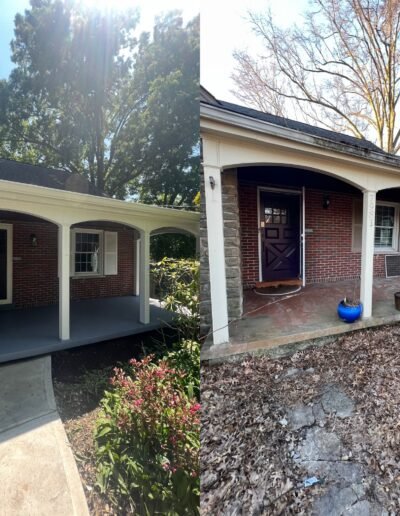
[0, 223, 13, 305]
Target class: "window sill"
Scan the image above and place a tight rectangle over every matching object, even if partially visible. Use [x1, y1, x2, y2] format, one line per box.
[352, 249, 400, 254]
[72, 274, 106, 279]
[374, 249, 400, 255]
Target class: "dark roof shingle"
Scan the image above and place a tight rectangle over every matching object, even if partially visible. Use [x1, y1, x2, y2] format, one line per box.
[200, 87, 385, 155]
[0, 159, 104, 196]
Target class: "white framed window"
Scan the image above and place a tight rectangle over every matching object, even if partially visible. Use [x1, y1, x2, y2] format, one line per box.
[352, 200, 399, 252]
[71, 229, 118, 277]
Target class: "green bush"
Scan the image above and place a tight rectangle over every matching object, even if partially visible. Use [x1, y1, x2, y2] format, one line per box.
[166, 340, 200, 400]
[95, 356, 200, 515]
[151, 233, 197, 261]
[151, 258, 199, 342]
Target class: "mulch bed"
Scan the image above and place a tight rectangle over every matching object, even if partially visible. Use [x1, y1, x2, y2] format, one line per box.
[52, 330, 176, 515]
[201, 324, 400, 514]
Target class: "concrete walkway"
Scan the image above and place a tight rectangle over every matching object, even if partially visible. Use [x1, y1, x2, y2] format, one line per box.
[0, 357, 89, 515]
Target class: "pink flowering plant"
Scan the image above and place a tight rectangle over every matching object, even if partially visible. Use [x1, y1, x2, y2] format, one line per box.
[95, 355, 200, 514]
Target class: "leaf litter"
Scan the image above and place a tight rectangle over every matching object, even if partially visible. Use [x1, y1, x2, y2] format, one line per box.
[201, 325, 400, 514]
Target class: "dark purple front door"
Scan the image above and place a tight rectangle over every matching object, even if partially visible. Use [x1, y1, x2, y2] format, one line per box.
[260, 191, 300, 281]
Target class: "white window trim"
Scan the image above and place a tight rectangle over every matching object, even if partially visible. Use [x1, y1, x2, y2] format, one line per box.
[71, 228, 104, 277]
[352, 200, 400, 253]
[373, 201, 399, 253]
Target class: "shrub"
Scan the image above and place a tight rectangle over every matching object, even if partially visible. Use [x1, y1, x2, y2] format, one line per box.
[151, 258, 199, 342]
[151, 233, 197, 261]
[95, 355, 200, 514]
[166, 340, 200, 400]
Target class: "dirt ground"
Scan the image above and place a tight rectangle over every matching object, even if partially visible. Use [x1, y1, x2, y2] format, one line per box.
[201, 325, 400, 515]
[52, 330, 175, 515]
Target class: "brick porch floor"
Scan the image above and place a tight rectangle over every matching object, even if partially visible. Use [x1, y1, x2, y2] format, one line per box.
[201, 277, 400, 360]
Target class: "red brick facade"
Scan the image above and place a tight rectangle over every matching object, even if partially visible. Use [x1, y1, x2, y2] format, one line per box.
[8, 219, 136, 308]
[238, 184, 386, 288]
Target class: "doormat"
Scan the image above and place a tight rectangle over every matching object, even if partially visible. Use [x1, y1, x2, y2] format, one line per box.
[253, 284, 302, 296]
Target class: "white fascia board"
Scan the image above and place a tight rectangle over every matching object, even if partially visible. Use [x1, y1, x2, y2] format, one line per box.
[0, 179, 199, 226]
[200, 103, 400, 171]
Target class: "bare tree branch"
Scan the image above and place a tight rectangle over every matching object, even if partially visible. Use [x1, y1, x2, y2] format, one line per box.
[232, 0, 400, 153]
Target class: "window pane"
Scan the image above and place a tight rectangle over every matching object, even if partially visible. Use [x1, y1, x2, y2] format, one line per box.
[375, 206, 394, 227]
[74, 232, 101, 273]
[375, 227, 393, 247]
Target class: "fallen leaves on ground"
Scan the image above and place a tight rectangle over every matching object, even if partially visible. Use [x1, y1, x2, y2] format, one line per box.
[53, 381, 118, 515]
[201, 325, 400, 514]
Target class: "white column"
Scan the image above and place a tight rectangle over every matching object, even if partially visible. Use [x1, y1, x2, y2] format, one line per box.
[360, 190, 376, 318]
[58, 223, 71, 340]
[139, 230, 150, 324]
[204, 165, 229, 345]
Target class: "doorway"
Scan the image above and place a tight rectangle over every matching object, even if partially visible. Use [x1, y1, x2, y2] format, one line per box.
[259, 190, 301, 282]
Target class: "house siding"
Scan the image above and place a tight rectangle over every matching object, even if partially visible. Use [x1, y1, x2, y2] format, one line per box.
[10, 219, 136, 308]
[238, 183, 386, 288]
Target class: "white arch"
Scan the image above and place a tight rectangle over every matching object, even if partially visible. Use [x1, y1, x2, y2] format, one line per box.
[202, 134, 400, 192]
[227, 163, 363, 191]
[0, 207, 59, 226]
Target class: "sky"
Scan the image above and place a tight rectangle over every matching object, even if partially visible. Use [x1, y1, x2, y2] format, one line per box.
[0, 0, 199, 79]
[201, 0, 308, 104]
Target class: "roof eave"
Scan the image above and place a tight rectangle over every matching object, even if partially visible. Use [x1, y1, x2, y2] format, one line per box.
[200, 102, 400, 168]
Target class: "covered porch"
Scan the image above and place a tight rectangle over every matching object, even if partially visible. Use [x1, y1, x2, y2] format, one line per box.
[0, 179, 199, 361]
[0, 296, 174, 363]
[201, 277, 400, 360]
[200, 97, 400, 358]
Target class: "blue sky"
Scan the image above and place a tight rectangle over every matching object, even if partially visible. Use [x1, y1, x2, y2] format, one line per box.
[0, 0, 199, 80]
[0, 0, 29, 78]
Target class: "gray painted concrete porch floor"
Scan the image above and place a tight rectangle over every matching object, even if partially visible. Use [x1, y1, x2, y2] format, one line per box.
[0, 296, 174, 363]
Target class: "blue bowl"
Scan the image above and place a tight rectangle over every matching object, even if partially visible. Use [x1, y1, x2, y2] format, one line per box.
[337, 301, 363, 323]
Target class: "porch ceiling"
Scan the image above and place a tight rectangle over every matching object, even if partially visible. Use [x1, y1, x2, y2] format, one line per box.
[0, 296, 173, 363]
[201, 278, 400, 360]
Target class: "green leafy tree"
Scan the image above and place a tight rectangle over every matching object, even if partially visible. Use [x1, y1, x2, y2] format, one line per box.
[0, 1, 199, 202]
[121, 13, 200, 206]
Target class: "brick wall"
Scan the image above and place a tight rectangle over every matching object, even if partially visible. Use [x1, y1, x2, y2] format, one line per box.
[13, 221, 59, 307]
[10, 219, 136, 308]
[238, 183, 386, 288]
[238, 182, 260, 288]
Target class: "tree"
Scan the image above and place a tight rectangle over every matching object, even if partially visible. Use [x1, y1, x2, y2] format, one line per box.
[232, 0, 400, 153]
[122, 13, 200, 207]
[0, 1, 199, 203]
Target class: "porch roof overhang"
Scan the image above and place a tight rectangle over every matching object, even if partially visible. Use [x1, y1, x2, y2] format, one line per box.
[0, 179, 199, 235]
[200, 103, 400, 192]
